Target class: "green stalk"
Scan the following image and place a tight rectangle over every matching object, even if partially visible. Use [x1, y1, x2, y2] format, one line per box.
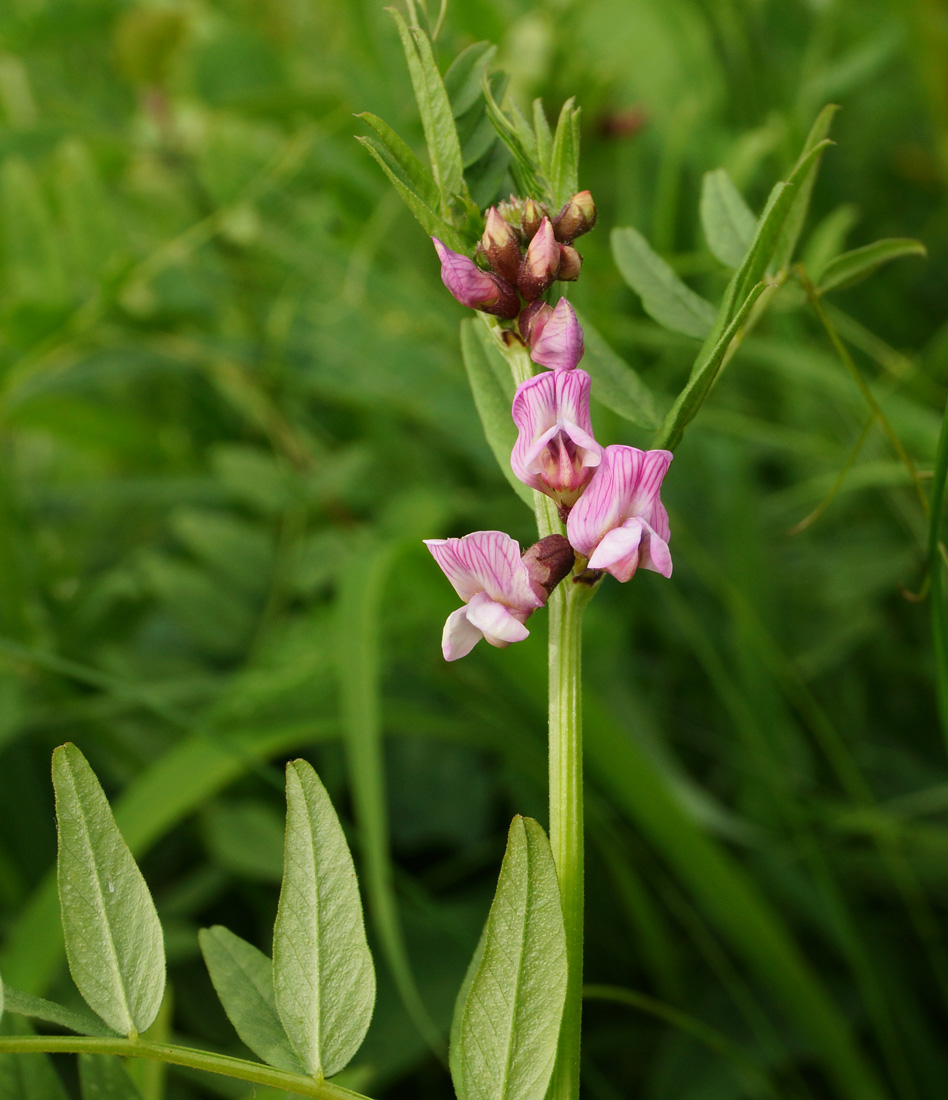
[0, 1036, 374, 1100]
[546, 579, 593, 1100]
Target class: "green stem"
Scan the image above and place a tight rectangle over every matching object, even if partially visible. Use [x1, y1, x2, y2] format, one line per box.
[0, 1037, 374, 1100]
[546, 579, 593, 1100]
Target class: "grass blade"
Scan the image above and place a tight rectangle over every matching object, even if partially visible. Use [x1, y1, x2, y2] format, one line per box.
[272, 760, 375, 1078]
[52, 744, 165, 1037]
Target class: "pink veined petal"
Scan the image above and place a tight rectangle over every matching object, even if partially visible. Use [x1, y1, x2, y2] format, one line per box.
[521, 422, 563, 475]
[511, 373, 559, 487]
[638, 520, 673, 578]
[442, 606, 483, 661]
[553, 368, 594, 432]
[424, 539, 482, 603]
[647, 494, 671, 543]
[587, 519, 645, 583]
[452, 531, 542, 612]
[465, 592, 531, 647]
[530, 298, 584, 370]
[567, 447, 632, 557]
[627, 448, 673, 517]
[432, 237, 499, 309]
[559, 419, 602, 467]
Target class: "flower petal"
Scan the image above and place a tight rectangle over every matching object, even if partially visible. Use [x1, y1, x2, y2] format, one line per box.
[638, 520, 673, 578]
[452, 531, 542, 612]
[587, 519, 645, 582]
[424, 538, 482, 603]
[530, 298, 584, 370]
[432, 237, 508, 312]
[465, 592, 531, 647]
[566, 447, 633, 557]
[442, 606, 483, 661]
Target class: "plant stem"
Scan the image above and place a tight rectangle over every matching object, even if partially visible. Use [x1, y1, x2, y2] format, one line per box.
[0, 1036, 374, 1100]
[546, 578, 593, 1100]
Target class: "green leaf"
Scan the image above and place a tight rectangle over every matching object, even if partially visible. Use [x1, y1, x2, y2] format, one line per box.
[443, 41, 496, 117]
[388, 8, 466, 212]
[272, 759, 375, 1078]
[654, 284, 766, 451]
[356, 112, 440, 210]
[817, 238, 926, 293]
[449, 922, 486, 1078]
[481, 73, 545, 199]
[533, 99, 553, 178]
[770, 104, 838, 273]
[451, 816, 567, 1100]
[611, 226, 717, 339]
[575, 309, 660, 429]
[700, 168, 757, 268]
[459, 320, 533, 507]
[355, 136, 468, 252]
[721, 136, 833, 325]
[52, 743, 165, 1037]
[78, 1054, 143, 1100]
[199, 926, 304, 1073]
[549, 97, 580, 208]
[2, 986, 117, 1037]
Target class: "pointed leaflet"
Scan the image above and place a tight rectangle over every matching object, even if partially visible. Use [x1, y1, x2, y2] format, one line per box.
[388, 8, 467, 213]
[52, 743, 165, 1037]
[451, 817, 567, 1100]
[654, 284, 766, 451]
[611, 226, 717, 339]
[770, 105, 838, 273]
[460, 320, 533, 507]
[481, 72, 545, 200]
[575, 309, 660, 429]
[356, 112, 440, 209]
[700, 168, 757, 268]
[533, 99, 553, 178]
[817, 238, 926, 294]
[200, 926, 304, 1073]
[78, 1055, 143, 1100]
[2, 987, 116, 1037]
[550, 98, 581, 208]
[444, 42, 497, 117]
[272, 760, 375, 1079]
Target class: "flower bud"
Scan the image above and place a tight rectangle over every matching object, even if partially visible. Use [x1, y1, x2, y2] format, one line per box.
[433, 237, 520, 319]
[530, 297, 584, 371]
[497, 194, 523, 225]
[557, 244, 582, 281]
[522, 535, 575, 600]
[521, 198, 547, 240]
[552, 190, 597, 242]
[519, 300, 553, 345]
[480, 206, 523, 283]
[518, 217, 560, 300]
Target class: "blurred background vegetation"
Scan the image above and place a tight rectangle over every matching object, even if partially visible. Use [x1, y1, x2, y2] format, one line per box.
[0, 0, 946, 1097]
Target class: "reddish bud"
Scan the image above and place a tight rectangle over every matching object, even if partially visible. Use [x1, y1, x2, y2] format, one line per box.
[480, 206, 523, 283]
[522, 535, 575, 600]
[433, 237, 520, 319]
[552, 190, 597, 242]
[521, 198, 548, 240]
[519, 218, 561, 300]
[557, 244, 582, 281]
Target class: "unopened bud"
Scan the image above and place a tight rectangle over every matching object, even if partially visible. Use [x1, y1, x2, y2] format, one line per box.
[481, 206, 523, 283]
[522, 535, 575, 600]
[519, 218, 560, 300]
[521, 198, 548, 240]
[557, 244, 582, 281]
[519, 300, 553, 345]
[552, 190, 597, 242]
[433, 237, 520, 319]
[497, 194, 523, 225]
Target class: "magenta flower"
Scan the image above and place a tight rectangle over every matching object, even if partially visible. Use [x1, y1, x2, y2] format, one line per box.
[432, 238, 519, 319]
[424, 531, 544, 661]
[511, 369, 602, 508]
[530, 298, 584, 371]
[566, 445, 673, 581]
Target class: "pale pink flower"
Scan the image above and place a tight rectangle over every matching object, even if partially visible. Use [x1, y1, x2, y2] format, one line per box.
[432, 238, 519, 319]
[511, 369, 602, 508]
[566, 445, 673, 581]
[530, 298, 584, 371]
[424, 531, 544, 661]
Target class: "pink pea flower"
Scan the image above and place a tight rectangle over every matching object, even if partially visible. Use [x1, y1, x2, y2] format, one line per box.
[511, 369, 602, 509]
[432, 238, 520, 319]
[424, 531, 544, 661]
[530, 298, 584, 371]
[566, 445, 673, 581]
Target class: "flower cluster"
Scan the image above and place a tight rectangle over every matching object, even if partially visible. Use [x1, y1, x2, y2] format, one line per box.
[426, 192, 673, 660]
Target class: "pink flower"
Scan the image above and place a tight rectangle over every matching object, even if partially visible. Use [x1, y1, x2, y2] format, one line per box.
[530, 298, 584, 371]
[424, 531, 544, 661]
[432, 238, 519, 319]
[566, 445, 673, 582]
[511, 369, 602, 508]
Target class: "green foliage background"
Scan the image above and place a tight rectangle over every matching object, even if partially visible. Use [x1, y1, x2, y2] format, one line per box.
[0, 0, 946, 1097]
